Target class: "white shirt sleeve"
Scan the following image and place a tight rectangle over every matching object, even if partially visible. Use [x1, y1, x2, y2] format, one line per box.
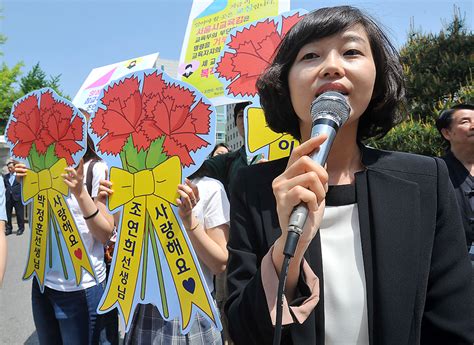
[91, 161, 107, 198]
[0, 181, 6, 221]
[200, 177, 230, 230]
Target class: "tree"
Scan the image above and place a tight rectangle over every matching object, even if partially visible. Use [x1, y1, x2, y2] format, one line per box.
[0, 63, 23, 128]
[400, 6, 473, 120]
[367, 8, 473, 156]
[19, 62, 65, 97]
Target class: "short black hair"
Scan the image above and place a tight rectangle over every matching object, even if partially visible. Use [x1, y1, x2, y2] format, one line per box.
[233, 101, 251, 125]
[209, 143, 230, 157]
[436, 103, 474, 133]
[79, 108, 100, 163]
[257, 6, 405, 141]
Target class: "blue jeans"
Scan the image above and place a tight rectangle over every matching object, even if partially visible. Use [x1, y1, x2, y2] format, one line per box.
[32, 279, 111, 345]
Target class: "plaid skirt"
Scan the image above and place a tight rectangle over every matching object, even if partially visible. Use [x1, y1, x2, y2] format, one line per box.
[124, 304, 222, 345]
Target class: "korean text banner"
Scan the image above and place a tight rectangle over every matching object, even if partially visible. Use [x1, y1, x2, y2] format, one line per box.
[178, 0, 289, 106]
[88, 69, 220, 333]
[213, 10, 307, 160]
[5, 88, 95, 291]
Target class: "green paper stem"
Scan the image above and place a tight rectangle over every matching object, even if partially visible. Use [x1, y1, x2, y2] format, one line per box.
[49, 210, 53, 269]
[147, 213, 169, 318]
[49, 206, 68, 280]
[140, 214, 149, 300]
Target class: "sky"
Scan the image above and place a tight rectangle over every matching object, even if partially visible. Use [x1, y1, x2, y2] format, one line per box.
[2, 0, 472, 98]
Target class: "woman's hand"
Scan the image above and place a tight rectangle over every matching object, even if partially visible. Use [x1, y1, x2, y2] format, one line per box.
[272, 134, 329, 250]
[14, 163, 28, 178]
[176, 178, 200, 231]
[62, 160, 85, 198]
[98, 179, 113, 199]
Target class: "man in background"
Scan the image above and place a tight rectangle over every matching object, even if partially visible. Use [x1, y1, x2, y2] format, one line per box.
[436, 104, 474, 257]
[3, 161, 24, 236]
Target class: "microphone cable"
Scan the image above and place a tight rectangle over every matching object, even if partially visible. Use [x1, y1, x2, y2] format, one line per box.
[272, 92, 350, 345]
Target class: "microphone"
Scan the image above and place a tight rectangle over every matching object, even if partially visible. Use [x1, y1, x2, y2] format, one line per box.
[283, 91, 350, 257]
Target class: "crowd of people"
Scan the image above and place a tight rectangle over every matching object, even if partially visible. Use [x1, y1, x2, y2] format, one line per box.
[1, 5, 473, 345]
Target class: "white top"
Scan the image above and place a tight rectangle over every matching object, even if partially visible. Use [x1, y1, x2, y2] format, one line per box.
[45, 160, 108, 291]
[0, 180, 6, 221]
[319, 204, 369, 345]
[190, 176, 230, 293]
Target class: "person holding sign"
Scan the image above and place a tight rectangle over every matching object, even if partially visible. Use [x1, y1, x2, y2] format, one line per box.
[100, 173, 229, 344]
[225, 6, 474, 345]
[201, 102, 263, 199]
[15, 138, 115, 345]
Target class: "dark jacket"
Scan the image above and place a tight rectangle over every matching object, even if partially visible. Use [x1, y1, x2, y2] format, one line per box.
[225, 145, 474, 345]
[3, 173, 21, 202]
[201, 146, 251, 198]
[441, 151, 474, 248]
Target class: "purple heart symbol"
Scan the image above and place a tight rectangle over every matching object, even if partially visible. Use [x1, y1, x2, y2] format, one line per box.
[183, 278, 195, 294]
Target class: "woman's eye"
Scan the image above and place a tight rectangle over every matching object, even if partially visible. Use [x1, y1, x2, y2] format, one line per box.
[344, 49, 362, 56]
[301, 52, 319, 60]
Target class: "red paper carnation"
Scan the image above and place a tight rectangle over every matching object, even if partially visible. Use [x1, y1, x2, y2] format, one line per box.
[90, 76, 160, 155]
[142, 73, 211, 167]
[7, 90, 84, 165]
[38, 91, 85, 165]
[214, 13, 304, 98]
[91, 72, 212, 167]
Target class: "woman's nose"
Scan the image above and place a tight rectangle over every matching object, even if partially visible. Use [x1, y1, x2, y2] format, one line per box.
[319, 52, 344, 78]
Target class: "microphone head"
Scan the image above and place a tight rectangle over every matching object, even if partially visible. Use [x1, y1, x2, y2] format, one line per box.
[310, 91, 351, 127]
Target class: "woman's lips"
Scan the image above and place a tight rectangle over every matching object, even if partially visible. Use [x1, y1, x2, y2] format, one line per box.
[315, 83, 349, 97]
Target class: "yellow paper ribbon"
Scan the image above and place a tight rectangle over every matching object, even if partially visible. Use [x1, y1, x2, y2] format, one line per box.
[23, 159, 96, 286]
[148, 197, 215, 329]
[101, 156, 215, 329]
[247, 107, 299, 161]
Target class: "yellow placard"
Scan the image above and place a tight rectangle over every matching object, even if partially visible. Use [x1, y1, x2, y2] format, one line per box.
[247, 107, 299, 160]
[22, 159, 95, 287]
[182, 0, 282, 100]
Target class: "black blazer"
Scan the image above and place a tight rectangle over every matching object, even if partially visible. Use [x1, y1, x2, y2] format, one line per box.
[225, 145, 474, 345]
[3, 173, 21, 202]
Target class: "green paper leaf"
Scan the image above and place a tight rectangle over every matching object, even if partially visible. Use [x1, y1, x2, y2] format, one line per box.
[146, 136, 168, 169]
[44, 145, 59, 169]
[120, 135, 147, 172]
[29, 144, 45, 171]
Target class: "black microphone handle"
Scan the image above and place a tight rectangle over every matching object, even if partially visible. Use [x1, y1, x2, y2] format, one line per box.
[283, 118, 338, 257]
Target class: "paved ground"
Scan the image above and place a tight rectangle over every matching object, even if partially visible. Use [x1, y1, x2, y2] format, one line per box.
[0, 224, 39, 345]
[0, 221, 125, 344]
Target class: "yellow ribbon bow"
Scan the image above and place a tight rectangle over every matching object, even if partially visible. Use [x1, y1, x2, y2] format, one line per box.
[108, 156, 181, 211]
[247, 107, 299, 161]
[23, 158, 96, 287]
[22, 158, 68, 201]
[101, 155, 217, 331]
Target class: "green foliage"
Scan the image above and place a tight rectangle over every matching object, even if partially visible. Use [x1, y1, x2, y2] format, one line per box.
[0, 62, 68, 133]
[20, 62, 66, 97]
[365, 117, 445, 157]
[371, 8, 473, 157]
[401, 7, 473, 121]
[0, 62, 23, 132]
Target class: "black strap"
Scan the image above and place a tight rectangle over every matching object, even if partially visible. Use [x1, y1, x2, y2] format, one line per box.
[86, 159, 98, 197]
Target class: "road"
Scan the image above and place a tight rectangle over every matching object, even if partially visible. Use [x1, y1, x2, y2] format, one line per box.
[0, 223, 39, 345]
[0, 221, 125, 344]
